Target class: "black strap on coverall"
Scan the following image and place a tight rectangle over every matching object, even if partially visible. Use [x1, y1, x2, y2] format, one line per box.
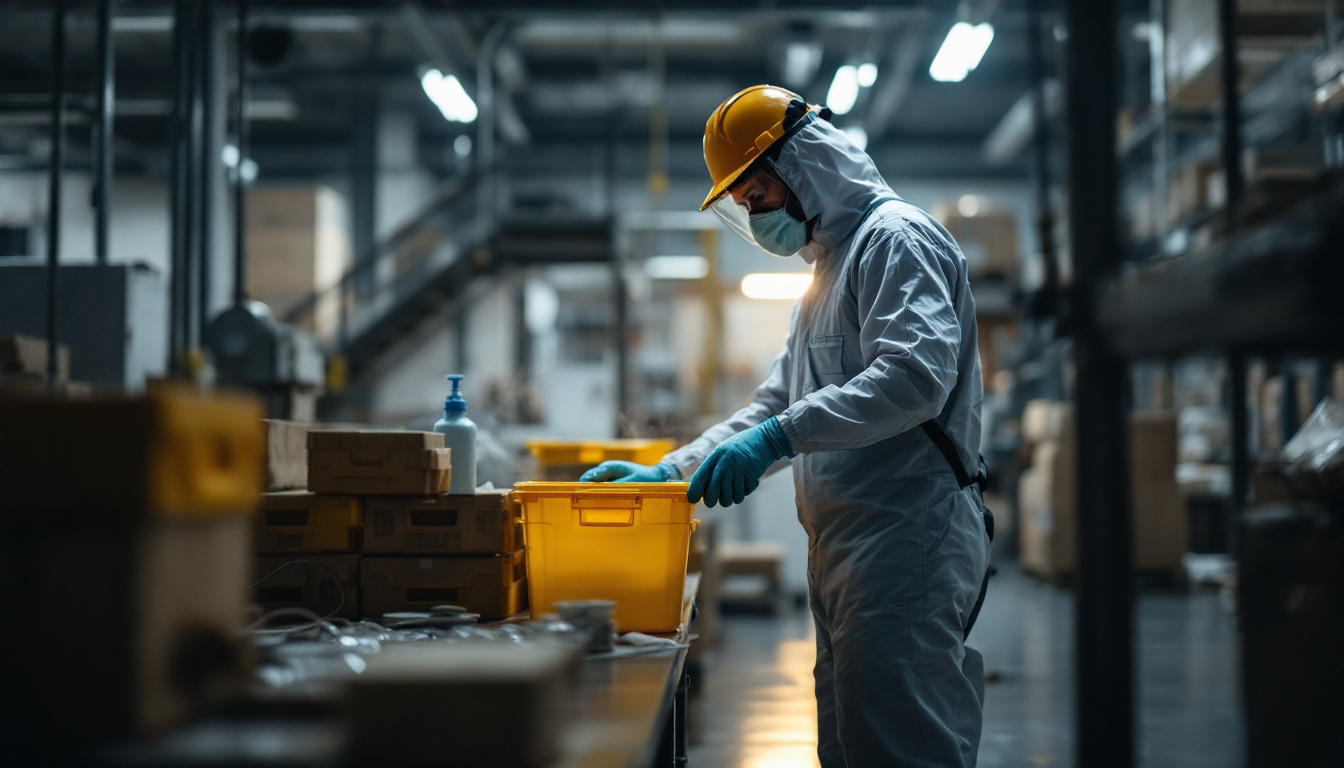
[921, 421, 994, 641]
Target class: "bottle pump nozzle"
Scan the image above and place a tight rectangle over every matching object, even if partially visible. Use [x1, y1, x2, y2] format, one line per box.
[445, 374, 467, 412]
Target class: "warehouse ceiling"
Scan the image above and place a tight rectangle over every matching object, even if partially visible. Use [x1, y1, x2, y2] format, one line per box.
[0, 0, 1052, 181]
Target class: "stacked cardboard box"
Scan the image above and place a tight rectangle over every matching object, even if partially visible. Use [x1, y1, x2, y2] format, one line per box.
[253, 491, 364, 619]
[263, 419, 311, 491]
[1017, 401, 1190, 579]
[1167, 0, 1325, 107]
[930, 204, 1020, 281]
[362, 490, 527, 621]
[0, 389, 261, 751]
[251, 430, 525, 622]
[0, 333, 91, 396]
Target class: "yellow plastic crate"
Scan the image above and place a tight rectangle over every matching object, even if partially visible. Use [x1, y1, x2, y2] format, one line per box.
[512, 482, 697, 633]
[524, 439, 677, 481]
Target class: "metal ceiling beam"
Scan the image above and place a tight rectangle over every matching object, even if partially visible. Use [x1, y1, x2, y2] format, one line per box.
[861, 16, 929, 141]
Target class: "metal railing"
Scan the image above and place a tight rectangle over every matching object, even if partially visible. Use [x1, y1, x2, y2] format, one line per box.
[281, 163, 497, 352]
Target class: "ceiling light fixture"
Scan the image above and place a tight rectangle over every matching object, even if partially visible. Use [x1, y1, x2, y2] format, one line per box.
[857, 62, 878, 87]
[826, 65, 861, 115]
[929, 22, 995, 83]
[420, 68, 478, 123]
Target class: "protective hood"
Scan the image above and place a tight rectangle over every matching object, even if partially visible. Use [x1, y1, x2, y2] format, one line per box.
[772, 118, 898, 259]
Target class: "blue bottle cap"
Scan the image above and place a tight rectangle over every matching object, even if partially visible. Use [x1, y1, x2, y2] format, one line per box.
[445, 374, 467, 412]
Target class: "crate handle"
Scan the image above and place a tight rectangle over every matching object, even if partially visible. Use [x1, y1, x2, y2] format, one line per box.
[578, 508, 636, 526]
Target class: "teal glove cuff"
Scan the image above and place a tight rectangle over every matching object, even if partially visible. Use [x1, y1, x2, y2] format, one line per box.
[760, 416, 795, 460]
[655, 462, 683, 481]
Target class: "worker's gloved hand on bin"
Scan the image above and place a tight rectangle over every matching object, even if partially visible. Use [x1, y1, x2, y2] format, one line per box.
[688, 417, 794, 508]
[580, 461, 682, 483]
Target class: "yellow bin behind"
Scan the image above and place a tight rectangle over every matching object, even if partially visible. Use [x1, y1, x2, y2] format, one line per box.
[512, 482, 697, 633]
[525, 439, 677, 481]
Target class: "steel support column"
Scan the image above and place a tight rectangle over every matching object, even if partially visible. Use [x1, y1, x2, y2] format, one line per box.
[1065, 1, 1134, 766]
[197, 0, 217, 339]
[94, 0, 115, 266]
[1217, 0, 1243, 225]
[46, 0, 67, 386]
[232, 0, 249, 306]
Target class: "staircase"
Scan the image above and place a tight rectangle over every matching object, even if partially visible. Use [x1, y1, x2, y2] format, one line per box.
[281, 168, 615, 413]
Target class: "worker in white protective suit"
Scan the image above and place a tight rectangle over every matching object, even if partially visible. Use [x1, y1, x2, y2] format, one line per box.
[582, 85, 992, 767]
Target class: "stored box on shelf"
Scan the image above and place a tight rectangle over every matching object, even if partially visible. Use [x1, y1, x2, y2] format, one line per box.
[0, 388, 264, 520]
[1019, 406, 1189, 578]
[253, 554, 359, 620]
[0, 334, 69, 380]
[0, 516, 253, 748]
[929, 207, 1019, 279]
[307, 430, 451, 495]
[364, 490, 521, 555]
[255, 492, 362, 553]
[361, 550, 526, 621]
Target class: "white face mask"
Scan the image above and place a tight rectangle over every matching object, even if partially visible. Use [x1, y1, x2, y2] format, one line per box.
[747, 192, 809, 257]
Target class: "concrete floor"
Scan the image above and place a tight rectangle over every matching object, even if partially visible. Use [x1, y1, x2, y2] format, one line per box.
[688, 557, 1243, 768]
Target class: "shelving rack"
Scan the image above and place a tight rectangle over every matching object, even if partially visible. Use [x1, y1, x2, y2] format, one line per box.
[1057, 1, 1343, 766]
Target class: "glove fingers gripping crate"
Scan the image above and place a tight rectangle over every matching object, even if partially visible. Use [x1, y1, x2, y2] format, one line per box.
[512, 482, 698, 633]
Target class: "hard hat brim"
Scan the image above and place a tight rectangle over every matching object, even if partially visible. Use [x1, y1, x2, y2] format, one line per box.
[699, 156, 759, 211]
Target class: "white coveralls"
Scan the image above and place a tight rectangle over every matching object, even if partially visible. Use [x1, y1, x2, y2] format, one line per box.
[665, 117, 989, 768]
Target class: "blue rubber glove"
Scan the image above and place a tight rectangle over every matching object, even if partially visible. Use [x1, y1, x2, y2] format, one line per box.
[688, 417, 793, 508]
[580, 461, 681, 483]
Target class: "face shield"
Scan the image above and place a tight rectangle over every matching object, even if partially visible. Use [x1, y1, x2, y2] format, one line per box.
[708, 167, 809, 257]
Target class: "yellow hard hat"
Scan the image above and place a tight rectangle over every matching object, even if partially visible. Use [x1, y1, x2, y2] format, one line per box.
[700, 85, 819, 211]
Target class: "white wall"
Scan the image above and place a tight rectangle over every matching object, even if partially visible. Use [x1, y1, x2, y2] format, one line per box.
[0, 172, 171, 274]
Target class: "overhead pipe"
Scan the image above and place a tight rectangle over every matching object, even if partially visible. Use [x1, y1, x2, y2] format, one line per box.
[46, 0, 67, 387]
[94, 0, 115, 266]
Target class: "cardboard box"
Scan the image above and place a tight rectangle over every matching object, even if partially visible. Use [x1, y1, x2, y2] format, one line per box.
[255, 492, 363, 553]
[0, 389, 264, 520]
[1018, 443, 1077, 579]
[362, 551, 526, 620]
[1129, 412, 1189, 571]
[930, 206, 1019, 279]
[363, 490, 521, 556]
[0, 516, 252, 749]
[263, 419, 310, 491]
[1021, 399, 1076, 445]
[0, 334, 69, 380]
[253, 554, 360, 620]
[348, 643, 576, 768]
[307, 430, 451, 495]
[1166, 0, 1324, 106]
[1018, 407, 1188, 578]
[245, 186, 352, 343]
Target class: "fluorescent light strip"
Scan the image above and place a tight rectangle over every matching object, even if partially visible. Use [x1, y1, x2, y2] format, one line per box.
[929, 22, 995, 83]
[420, 69, 478, 123]
[826, 65, 860, 115]
[741, 273, 814, 300]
